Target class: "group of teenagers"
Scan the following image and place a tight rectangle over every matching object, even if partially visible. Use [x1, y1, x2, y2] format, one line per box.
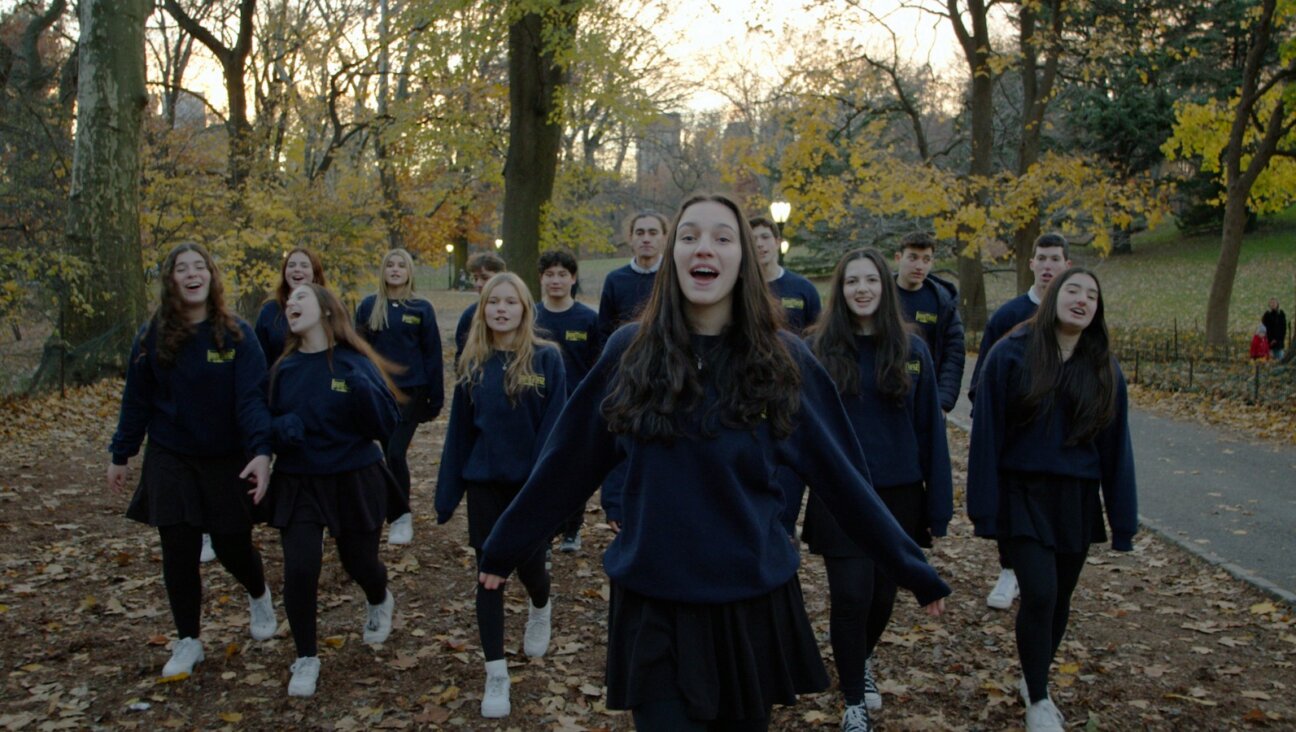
[106, 192, 1136, 732]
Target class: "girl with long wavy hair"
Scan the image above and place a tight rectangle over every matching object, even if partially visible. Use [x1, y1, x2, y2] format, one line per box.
[255, 247, 327, 366]
[106, 242, 278, 679]
[803, 248, 952, 732]
[355, 248, 444, 545]
[262, 283, 405, 697]
[967, 267, 1136, 732]
[476, 194, 949, 732]
[433, 272, 567, 719]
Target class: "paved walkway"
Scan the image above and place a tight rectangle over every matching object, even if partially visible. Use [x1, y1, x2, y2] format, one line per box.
[954, 356, 1296, 604]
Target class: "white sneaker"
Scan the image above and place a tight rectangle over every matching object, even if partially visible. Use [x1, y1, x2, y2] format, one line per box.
[987, 569, 1019, 609]
[481, 659, 511, 718]
[388, 513, 413, 545]
[287, 656, 320, 697]
[862, 658, 882, 710]
[200, 534, 216, 563]
[1025, 697, 1065, 732]
[841, 702, 872, 732]
[1018, 676, 1031, 706]
[249, 585, 276, 640]
[161, 637, 204, 677]
[558, 534, 581, 553]
[523, 598, 552, 658]
[363, 590, 394, 644]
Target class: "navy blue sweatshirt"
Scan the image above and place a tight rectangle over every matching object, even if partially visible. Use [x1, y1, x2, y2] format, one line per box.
[110, 319, 271, 464]
[896, 274, 965, 412]
[355, 295, 445, 414]
[597, 263, 658, 342]
[535, 301, 602, 394]
[967, 328, 1137, 550]
[434, 345, 567, 522]
[454, 303, 477, 359]
[968, 291, 1037, 405]
[841, 334, 952, 534]
[269, 347, 399, 474]
[479, 325, 951, 607]
[254, 300, 289, 366]
[768, 269, 822, 334]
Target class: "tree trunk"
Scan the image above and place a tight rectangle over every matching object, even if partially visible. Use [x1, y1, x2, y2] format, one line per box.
[501, 1, 579, 297]
[33, 0, 148, 391]
[950, 0, 991, 330]
[1204, 183, 1253, 347]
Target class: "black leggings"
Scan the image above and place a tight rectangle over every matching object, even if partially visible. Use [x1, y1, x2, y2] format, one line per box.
[1006, 537, 1088, 703]
[997, 539, 1014, 570]
[384, 385, 430, 505]
[474, 547, 550, 662]
[822, 554, 897, 705]
[631, 697, 770, 732]
[280, 522, 388, 658]
[158, 524, 266, 639]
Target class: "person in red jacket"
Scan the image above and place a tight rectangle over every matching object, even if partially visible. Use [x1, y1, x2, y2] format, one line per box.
[1250, 325, 1271, 360]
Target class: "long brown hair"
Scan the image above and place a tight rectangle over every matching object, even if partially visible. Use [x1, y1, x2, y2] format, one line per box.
[276, 283, 406, 403]
[456, 272, 557, 403]
[1019, 267, 1115, 444]
[601, 193, 801, 440]
[274, 247, 328, 310]
[151, 241, 242, 367]
[809, 248, 911, 404]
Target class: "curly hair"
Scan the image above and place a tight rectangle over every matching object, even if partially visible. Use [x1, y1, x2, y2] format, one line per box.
[150, 242, 241, 368]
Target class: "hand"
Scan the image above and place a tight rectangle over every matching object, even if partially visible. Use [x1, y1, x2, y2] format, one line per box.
[478, 572, 506, 590]
[607, 520, 620, 534]
[106, 463, 131, 494]
[241, 454, 271, 505]
[922, 597, 946, 617]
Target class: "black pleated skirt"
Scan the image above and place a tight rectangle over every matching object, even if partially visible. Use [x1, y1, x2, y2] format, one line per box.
[996, 471, 1105, 554]
[802, 482, 929, 557]
[606, 577, 829, 721]
[264, 461, 407, 536]
[125, 444, 258, 533]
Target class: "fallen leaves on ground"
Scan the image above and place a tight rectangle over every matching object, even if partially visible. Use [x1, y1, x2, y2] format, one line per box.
[0, 377, 1293, 730]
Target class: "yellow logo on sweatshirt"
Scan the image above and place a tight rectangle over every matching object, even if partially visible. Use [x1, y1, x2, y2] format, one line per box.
[401, 313, 421, 325]
[781, 297, 804, 310]
[519, 374, 546, 388]
[565, 330, 588, 342]
[906, 360, 922, 375]
[915, 311, 938, 325]
[331, 378, 349, 393]
[206, 349, 235, 363]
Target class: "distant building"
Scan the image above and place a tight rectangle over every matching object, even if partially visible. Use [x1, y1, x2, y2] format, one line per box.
[174, 91, 206, 130]
[636, 113, 682, 206]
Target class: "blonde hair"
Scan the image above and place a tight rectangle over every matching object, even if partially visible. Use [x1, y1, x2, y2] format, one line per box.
[457, 272, 557, 402]
[366, 248, 423, 332]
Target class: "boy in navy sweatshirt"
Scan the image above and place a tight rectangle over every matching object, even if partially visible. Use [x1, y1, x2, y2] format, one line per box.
[893, 232, 965, 413]
[597, 210, 668, 342]
[535, 249, 603, 552]
[750, 216, 822, 333]
[455, 251, 506, 358]
[970, 232, 1071, 612]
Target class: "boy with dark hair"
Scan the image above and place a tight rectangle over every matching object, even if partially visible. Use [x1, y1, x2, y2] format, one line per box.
[597, 210, 668, 341]
[969, 232, 1072, 612]
[749, 216, 821, 333]
[455, 252, 507, 358]
[1263, 298, 1287, 360]
[536, 249, 603, 553]
[893, 232, 965, 413]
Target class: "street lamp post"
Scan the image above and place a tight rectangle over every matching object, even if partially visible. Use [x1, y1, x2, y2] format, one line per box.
[769, 200, 791, 265]
[445, 243, 455, 289]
